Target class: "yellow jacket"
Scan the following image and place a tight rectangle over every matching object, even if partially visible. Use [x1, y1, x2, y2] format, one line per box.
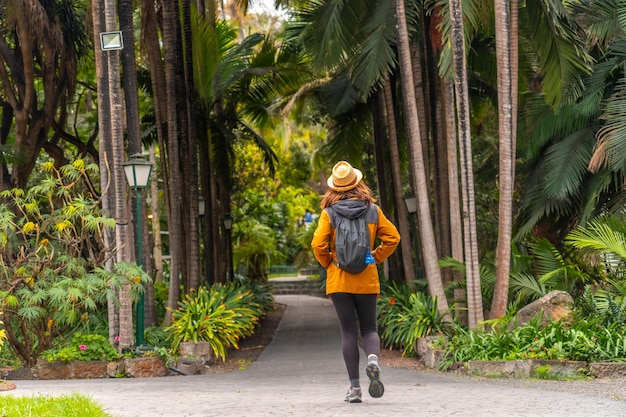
[311, 203, 400, 295]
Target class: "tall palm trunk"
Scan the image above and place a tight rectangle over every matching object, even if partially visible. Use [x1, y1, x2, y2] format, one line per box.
[162, 0, 185, 324]
[382, 81, 415, 282]
[449, 0, 483, 328]
[141, 0, 167, 290]
[93, 0, 134, 348]
[181, 1, 201, 290]
[394, 0, 449, 315]
[92, 0, 118, 346]
[491, 0, 519, 319]
[443, 80, 466, 324]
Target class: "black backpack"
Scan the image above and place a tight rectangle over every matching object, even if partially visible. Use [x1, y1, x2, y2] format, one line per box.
[326, 203, 378, 274]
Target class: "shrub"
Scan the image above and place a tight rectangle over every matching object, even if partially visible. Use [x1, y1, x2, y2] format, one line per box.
[0, 160, 149, 367]
[378, 283, 454, 356]
[42, 333, 120, 362]
[438, 312, 626, 370]
[166, 281, 272, 361]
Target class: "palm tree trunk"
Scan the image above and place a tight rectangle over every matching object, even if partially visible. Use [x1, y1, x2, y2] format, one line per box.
[92, 0, 120, 346]
[443, 80, 467, 325]
[449, 0, 483, 328]
[382, 81, 416, 283]
[394, 0, 450, 315]
[181, 1, 201, 290]
[162, 0, 184, 324]
[491, 0, 519, 319]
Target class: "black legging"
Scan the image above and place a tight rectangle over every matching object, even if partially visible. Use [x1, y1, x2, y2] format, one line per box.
[330, 293, 380, 381]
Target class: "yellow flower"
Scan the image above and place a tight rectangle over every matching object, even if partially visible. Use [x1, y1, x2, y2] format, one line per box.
[22, 222, 35, 234]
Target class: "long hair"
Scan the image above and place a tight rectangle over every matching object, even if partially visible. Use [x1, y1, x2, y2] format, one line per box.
[320, 182, 377, 209]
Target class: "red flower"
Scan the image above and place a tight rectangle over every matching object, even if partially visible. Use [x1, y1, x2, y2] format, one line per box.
[389, 297, 396, 305]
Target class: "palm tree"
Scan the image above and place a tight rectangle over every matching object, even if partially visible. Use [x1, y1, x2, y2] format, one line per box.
[490, 0, 519, 319]
[446, 0, 482, 327]
[394, 0, 449, 314]
[90, 0, 134, 349]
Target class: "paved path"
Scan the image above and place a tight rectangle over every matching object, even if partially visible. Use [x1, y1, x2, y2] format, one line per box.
[2, 295, 626, 417]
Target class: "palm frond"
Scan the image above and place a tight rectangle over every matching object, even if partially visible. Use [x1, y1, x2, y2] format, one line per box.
[525, 0, 593, 108]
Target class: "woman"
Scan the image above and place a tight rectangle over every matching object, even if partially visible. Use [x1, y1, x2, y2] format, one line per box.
[311, 161, 400, 403]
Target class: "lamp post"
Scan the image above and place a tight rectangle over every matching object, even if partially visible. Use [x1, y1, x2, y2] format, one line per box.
[123, 153, 153, 346]
[403, 194, 422, 279]
[222, 213, 234, 282]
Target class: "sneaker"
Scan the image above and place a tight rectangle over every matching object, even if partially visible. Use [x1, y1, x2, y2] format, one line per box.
[366, 362, 384, 398]
[344, 386, 362, 403]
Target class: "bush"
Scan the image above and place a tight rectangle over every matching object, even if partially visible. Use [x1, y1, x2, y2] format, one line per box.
[42, 333, 121, 362]
[438, 313, 626, 371]
[0, 160, 149, 367]
[378, 282, 454, 356]
[166, 280, 273, 361]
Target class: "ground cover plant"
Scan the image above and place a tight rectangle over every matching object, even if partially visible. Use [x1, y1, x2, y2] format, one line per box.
[0, 393, 116, 417]
[435, 282, 626, 372]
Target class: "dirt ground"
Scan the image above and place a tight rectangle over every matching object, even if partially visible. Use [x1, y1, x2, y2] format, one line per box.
[207, 302, 425, 374]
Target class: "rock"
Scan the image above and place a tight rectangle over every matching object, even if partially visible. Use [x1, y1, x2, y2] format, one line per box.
[415, 336, 448, 369]
[590, 362, 626, 379]
[468, 360, 532, 378]
[69, 361, 109, 379]
[107, 360, 125, 378]
[179, 341, 212, 364]
[0, 381, 16, 391]
[33, 361, 71, 380]
[122, 357, 169, 378]
[511, 290, 574, 329]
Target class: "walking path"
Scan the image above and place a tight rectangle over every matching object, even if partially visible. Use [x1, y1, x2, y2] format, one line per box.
[2, 295, 625, 417]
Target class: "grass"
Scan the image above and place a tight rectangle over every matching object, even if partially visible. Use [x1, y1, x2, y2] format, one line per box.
[0, 393, 117, 417]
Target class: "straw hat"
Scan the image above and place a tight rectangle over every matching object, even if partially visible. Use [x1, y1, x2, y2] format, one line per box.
[326, 161, 363, 192]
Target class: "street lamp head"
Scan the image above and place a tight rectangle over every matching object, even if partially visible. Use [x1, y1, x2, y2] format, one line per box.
[403, 194, 417, 215]
[123, 154, 153, 189]
[222, 213, 233, 231]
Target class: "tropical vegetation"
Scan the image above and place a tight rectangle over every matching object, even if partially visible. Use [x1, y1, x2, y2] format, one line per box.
[166, 279, 273, 361]
[0, 0, 625, 395]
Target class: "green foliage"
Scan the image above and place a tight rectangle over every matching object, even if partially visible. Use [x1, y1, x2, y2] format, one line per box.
[41, 333, 120, 362]
[166, 281, 273, 361]
[378, 282, 455, 356]
[438, 311, 626, 371]
[233, 218, 287, 281]
[0, 393, 115, 417]
[0, 160, 149, 367]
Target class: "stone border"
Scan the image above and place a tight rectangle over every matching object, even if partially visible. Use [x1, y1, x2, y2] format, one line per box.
[415, 336, 626, 380]
[2, 357, 170, 380]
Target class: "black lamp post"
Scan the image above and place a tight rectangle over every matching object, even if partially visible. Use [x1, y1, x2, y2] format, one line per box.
[123, 153, 153, 346]
[403, 194, 422, 279]
[222, 213, 234, 282]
